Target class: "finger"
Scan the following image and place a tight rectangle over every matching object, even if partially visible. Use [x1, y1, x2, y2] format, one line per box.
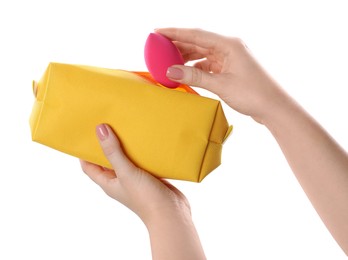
[96, 124, 137, 179]
[173, 42, 209, 62]
[194, 59, 222, 74]
[80, 159, 116, 186]
[166, 65, 220, 92]
[155, 28, 224, 50]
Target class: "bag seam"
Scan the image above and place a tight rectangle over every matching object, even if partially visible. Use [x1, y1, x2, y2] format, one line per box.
[197, 102, 220, 182]
[32, 63, 53, 139]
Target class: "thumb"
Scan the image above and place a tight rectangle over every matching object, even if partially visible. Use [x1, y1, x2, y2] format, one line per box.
[166, 65, 217, 92]
[96, 124, 137, 178]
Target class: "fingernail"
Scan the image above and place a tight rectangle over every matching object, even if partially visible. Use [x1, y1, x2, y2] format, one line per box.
[96, 124, 109, 141]
[166, 66, 184, 80]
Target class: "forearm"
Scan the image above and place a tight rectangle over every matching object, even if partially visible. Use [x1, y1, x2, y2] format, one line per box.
[144, 210, 206, 260]
[263, 94, 348, 254]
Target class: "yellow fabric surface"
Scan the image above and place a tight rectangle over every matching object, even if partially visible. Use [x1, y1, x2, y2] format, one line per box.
[30, 63, 232, 182]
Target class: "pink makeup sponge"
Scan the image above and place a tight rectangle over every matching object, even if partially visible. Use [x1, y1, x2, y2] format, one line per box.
[144, 33, 184, 88]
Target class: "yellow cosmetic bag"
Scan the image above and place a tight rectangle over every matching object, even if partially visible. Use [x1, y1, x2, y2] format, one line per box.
[30, 63, 232, 182]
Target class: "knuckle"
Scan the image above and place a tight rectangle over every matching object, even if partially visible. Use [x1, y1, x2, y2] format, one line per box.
[80, 161, 92, 174]
[231, 37, 247, 49]
[80, 166, 88, 174]
[102, 141, 117, 158]
[191, 67, 202, 85]
[233, 36, 243, 44]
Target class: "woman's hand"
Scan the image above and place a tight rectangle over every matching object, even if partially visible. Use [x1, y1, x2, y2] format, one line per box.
[80, 124, 206, 259]
[80, 124, 190, 223]
[157, 27, 290, 124]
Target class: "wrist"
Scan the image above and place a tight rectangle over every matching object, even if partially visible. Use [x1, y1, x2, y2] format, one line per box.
[254, 85, 296, 127]
[144, 208, 206, 260]
[142, 206, 193, 231]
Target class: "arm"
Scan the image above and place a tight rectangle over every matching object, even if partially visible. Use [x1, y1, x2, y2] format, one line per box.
[145, 208, 205, 260]
[263, 94, 348, 255]
[80, 124, 206, 260]
[157, 27, 348, 254]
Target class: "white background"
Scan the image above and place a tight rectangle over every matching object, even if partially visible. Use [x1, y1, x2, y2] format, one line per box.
[1, 0, 347, 259]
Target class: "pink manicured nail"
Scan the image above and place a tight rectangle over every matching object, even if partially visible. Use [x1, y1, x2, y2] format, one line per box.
[166, 66, 184, 80]
[96, 124, 109, 141]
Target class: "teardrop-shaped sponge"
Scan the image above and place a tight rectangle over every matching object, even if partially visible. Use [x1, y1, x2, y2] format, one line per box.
[144, 33, 184, 88]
